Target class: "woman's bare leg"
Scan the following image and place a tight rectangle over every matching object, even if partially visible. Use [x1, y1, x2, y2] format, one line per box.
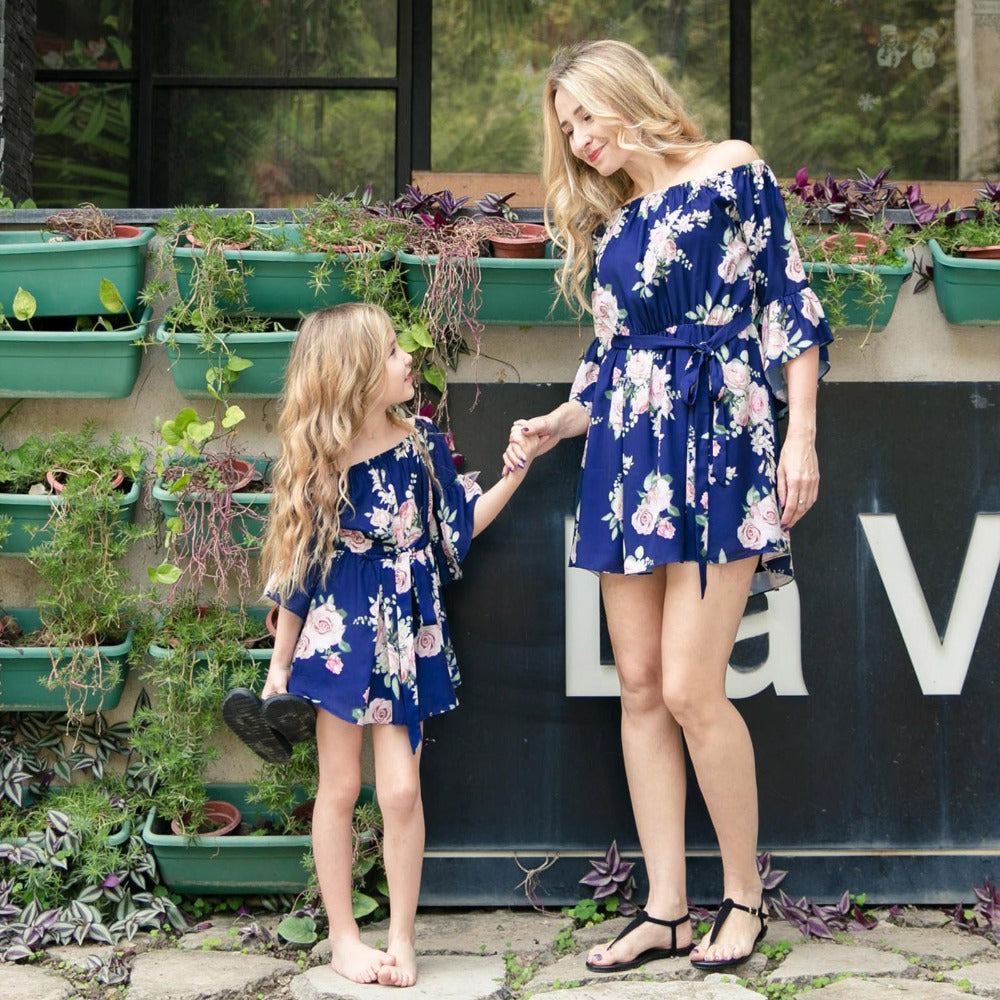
[372, 723, 424, 988]
[586, 567, 693, 968]
[313, 710, 394, 983]
[658, 559, 765, 965]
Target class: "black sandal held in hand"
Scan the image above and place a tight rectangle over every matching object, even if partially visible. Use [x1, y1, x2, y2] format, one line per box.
[262, 693, 316, 744]
[690, 897, 767, 970]
[585, 910, 693, 973]
[222, 688, 292, 765]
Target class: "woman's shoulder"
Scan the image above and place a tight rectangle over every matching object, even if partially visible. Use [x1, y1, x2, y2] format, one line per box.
[696, 139, 762, 175]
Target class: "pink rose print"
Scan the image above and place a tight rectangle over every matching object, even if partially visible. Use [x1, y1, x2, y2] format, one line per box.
[732, 394, 750, 427]
[799, 286, 823, 326]
[646, 477, 673, 513]
[395, 558, 412, 594]
[700, 491, 709, 510]
[686, 478, 696, 505]
[631, 504, 657, 535]
[748, 383, 770, 425]
[761, 306, 790, 360]
[625, 350, 653, 383]
[656, 519, 676, 538]
[611, 483, 624, 521]
[649, 365, 667, 408]
[393, 498, 421, 547]
[340, 529, 372, 553]
[325, 653, 344, 675]
[592, 287, 621, 349]
[706, 304, 731, 326]
[414, 624, 443, 658]
[303, 602, 346, 652]
[609, 387, 625, 433]
[294, 631, 315, 659]
[363, 698, 393, 724]
[717, 238, 751, 284]
[368, 507, 392, 531]
[785, 245, 806, 283]
[737, 516, 765, 549]
[722, 359, 751, 395]
[633, 384, 650, 415]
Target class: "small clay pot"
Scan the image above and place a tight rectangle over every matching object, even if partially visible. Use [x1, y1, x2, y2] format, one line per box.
[46, 467, 125, 494]
[265, 604, 279, 637]
[170, 799, 241, 837]
[819, 232, 888, 263]
[217, 457, 255, 491]
[956, 244, 1000, 260]
[490, 223, 550, 259]
[112, 225, 143, 240]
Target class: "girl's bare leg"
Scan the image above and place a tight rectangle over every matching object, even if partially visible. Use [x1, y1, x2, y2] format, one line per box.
[586, 567, 693, 969]
[658, 559, 765, 965]
[314, 710, 393, 983]
[372, 723, 424, 988]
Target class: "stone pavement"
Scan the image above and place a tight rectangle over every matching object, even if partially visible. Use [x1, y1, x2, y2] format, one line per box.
[1, 906, 998, 1000]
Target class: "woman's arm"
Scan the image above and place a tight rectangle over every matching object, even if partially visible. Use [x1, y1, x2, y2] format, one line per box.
[777, 346, 820, 529]
[261, 606, 303, 697]
[502, 399, 589, 474]
[472, 432, 542, 537]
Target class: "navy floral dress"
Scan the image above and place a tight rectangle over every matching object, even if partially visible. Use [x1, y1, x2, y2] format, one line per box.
[267, 418, 481, 752]
[569, 160, 833, 590]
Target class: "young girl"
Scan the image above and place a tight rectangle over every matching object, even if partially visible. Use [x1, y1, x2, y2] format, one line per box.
[257, 302, 538, 988]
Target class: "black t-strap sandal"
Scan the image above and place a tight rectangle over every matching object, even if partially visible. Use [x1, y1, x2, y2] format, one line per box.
[585, 909, 693, 973]
[690, 896, 768, 970]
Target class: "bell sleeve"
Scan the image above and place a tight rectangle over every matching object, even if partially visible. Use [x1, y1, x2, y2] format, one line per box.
[419, 417, 482, 585]
[738, 163, 834, 415]
[569, 338, 602, 415]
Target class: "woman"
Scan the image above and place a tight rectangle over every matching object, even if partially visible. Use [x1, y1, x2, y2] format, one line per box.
[504, 40, 832, 971]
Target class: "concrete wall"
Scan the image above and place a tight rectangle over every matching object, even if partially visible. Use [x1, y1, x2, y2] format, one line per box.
[0, 0, 36, 202]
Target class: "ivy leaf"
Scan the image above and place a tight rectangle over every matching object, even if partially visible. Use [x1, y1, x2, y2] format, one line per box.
[221, 405, 245, 429]
[12, 287, 36, 322]
[99, 279, 125, 314]
[148, 562, 182, 585]
[276, 914, 318, 945]
[423, 365, 447, 393]
[226, 355, 254, 373]
[352, 891, 379, 919]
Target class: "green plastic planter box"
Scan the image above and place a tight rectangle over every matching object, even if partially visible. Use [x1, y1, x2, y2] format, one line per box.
[929, 239, 1000, 325]
[142, 783, 374, 895]
[0, 226, 154, 316]
[152, 457, 271, 547]
[173, 224, 390, 315]
[0, 307, 151, 398]
[805, 252, 913, 331]
[0, 608, 133, 712]
[147, 606, 272, 682]
[397, 247, 578, 326]
[155, 319, 296, 397]
[0, 472, 143, 556]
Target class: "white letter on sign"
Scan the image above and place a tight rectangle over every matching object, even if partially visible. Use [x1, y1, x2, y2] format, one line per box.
[859, 513, 1000, 695]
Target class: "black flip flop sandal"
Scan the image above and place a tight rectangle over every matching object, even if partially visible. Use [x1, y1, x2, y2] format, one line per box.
[690, 897, 767, 970]
[222, 688, 292, 764]
[262, 693, 316, 744]
[585, 910, 693, 973]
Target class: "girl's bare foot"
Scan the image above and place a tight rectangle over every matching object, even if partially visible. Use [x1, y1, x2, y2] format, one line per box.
[376, 940, 417, 988]
[328, 935, 394, 983]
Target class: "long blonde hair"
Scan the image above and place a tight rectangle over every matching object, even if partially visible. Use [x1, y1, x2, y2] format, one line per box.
[262, 302, 408, 601]
[542, 39, 712, 314]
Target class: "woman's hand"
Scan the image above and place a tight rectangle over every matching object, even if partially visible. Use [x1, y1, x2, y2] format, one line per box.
[502, 402, 589, 476]
[777, 426, 819, 529]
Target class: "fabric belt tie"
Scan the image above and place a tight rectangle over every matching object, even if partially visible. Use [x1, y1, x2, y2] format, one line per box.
[610, 313, 752, 596]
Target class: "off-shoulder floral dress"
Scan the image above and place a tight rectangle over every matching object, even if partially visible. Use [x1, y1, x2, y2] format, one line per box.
[267, 417, 481, 752]
[569, 160, 833, 590]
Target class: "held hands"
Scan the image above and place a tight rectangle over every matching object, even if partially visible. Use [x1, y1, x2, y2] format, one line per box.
[502, 416, 556, 476]
[777, 427, 819, 529]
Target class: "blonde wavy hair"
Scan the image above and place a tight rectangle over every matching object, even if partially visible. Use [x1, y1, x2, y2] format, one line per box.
[261, 302, 409, 602]
[542, 39, 712, 314]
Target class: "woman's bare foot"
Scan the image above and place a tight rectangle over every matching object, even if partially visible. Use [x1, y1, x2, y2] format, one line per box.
[328, 935, 394, 983]
[585, 911, 692, 970]
[376, 940, 417, 988]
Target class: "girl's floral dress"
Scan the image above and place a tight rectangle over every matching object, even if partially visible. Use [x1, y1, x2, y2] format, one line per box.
[570, 160, 833, 591]
[268, 417, 481, 752]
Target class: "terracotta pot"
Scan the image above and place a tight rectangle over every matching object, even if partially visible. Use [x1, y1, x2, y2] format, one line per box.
[170, 799, 241, 837]
[265, 604, 279, 637]
[46, 467, 125, 494]
[112, 225, 144, 240]
[490, 223, 549, 259]
[217, 457, 255, 491]
[819, 232, 888, 263]
[956, 244, 1000, 260]
[290, 798, 315, 828]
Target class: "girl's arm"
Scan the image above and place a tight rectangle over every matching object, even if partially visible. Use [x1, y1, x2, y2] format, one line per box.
[472, 433, 541, 538]
[502, 399, 589, 473]
[777, 346, 820, 529]
[261, 606, 304, 697]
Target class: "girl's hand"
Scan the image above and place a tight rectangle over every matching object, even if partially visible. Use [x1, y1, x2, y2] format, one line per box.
[261, 662, 292, 699]
[502, 415, 557, 475]
[777, 427, 819, 528]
